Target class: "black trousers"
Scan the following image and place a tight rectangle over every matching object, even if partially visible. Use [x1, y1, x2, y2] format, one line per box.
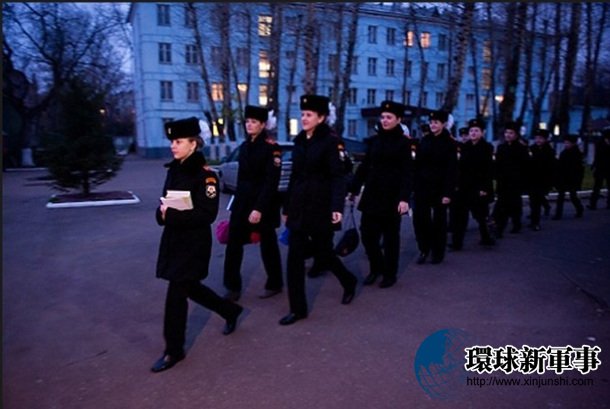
[286, 228, 355, 316]
[360, 211, 401, 279]
[223, 222, 283, 293]
[451, 193, 491, 246]
[529, 187, 548, 226]
[590, 173, 610, 208]
[163, 280, 240, 356]
[555, 188, 584, 217]
[413, 196, 448, 259]
[492, 190, 523, 233]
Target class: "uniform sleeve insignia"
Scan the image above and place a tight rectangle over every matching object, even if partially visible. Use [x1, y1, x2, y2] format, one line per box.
[205, 177, 216, 184]
[206, 183, 217, 199]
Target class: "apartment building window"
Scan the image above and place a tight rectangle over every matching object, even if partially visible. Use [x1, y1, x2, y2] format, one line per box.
[286, 50, 296, 60]
[385, 90, 395, 101]
[435, 92, 444, 107]
[236, 48, 248, 67]
[160, 81, 173, 101]
[386, 27, 396, 45]
[259, 50, 270, 78]
[328, 54, 339, 73]
[348, 88, 357, 105]
[258, 15, 272, 36]
[238, 83, 248, 102]
[289, 118, 299, 136]
[259, 85, 268, 106]
[438, 33, 448, 51]
[211, 47, 222, 65]
[331, 22, 341, 41]
[159, 43, 172, 64]
[367, 89, 376, 105]
[404, 90, 411, 105]
[185, 45, 200, 64]
[406, 60, 412, 77]
[367, 57, 377, 76]
[404, 30, 414, 47]
[348, 120, 357, 138]
[351, 56, 358, 75]
[466, 93, 475, 110]
[422, 61, 429, 77]
[482, 68, 492, 90]
[286, 85, 297, 104]
[157, 4, 170, 26]
[212, 83, 223, 102]
[420, 32, 431, 48]
[184, 5, 196, 28]
[483, 40, 492, 63]
[421, 92, 428, 107]
[187, 82, 199, 102]
[386, 59, 395, 76]
[368, 26, 377, 44]
[437, 63, 446, 80]
[328, 87, 336, 102]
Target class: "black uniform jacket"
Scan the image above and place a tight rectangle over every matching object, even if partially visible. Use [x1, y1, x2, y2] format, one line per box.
[592, 139, 610, 178]
[156, 151, 219, 282]
[349, 124, 413, 214]
[528, 143, 557, 192]
[556, 146, 584, 191]
[494, 140, 530, 194]
[284, 122, 346, 233]
[230, 131, 282, 231]
[413, 128, 458, 203]
[457, 139, 494, 201]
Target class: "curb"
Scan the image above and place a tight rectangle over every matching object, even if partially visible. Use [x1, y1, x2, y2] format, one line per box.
[46, 192, 141, 209]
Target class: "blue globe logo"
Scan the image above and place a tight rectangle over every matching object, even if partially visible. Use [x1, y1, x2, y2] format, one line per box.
[414, 328, 473, 400]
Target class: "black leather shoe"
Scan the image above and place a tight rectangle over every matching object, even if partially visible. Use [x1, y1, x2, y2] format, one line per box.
[416, 252, 428, 264]
[151, 352, 185, 373]
[341, 281, 356, 305]
[430, 255, 444, 264]
[363, 273, 379, 286]
[279, 312, 307, 326]
[378, 276, 397, 288]
[223, 306, 244, 335]
[259, 288, 282, 299]
[224, 290, 241, 302]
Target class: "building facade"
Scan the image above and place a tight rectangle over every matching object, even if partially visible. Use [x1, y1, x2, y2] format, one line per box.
[129, 2, 553, 158]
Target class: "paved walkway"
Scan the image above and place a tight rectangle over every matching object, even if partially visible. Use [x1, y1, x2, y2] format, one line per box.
[3, 155, 610, 408]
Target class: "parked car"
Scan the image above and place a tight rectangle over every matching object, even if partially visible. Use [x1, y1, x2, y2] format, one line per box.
[216, 141, 294, 194]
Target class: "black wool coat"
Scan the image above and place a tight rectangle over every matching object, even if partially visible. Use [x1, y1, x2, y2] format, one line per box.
[494, 140, 530, 195]
[229, 131, 282, 235]
[349, 125, 413, 214]
[592, 139, 610, 178]
[413, 128, 458, 203]
[457, 139, 495, 201]
[156, 151, 219, 282]
[555, 146, 584, 191]
[528, 143, 557, 193]
[284, 123, 347, 233]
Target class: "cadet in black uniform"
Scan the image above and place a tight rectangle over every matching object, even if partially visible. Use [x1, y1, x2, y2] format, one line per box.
[588, 128, 610, 210]
[280, 94, 358, 326]
[527, 128, 557, 231]
[151, 117, 243, 373]
[412, 110, 458, 264]
[348, 100, 413, 288]
[449, 118, 495, 249]
[552, 134, 585, 219]
[492, 121, 530, 236]
[223, 105, 283, 301]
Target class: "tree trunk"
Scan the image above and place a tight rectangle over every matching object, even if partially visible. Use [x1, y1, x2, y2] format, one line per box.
[268, 3, 283, 119]
[517, 4, 535, 129]
[442, 3, 475, 112]
[558, 3, 582, 138]
[336, 3, 360, 138]
[548, 3, 564, 137]
[285, 15, 303, 140]
[303, 4, 318, 94]
[219, 3, 235, 142]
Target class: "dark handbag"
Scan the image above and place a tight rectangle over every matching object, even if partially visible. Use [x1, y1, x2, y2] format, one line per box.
[334, 203, 360, 257]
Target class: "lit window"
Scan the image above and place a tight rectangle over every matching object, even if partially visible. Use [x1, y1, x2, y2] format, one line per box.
[259, 50, 270, 78]
[483, 41, 492, 63]
[212, 83, 223, 102]
[258, 15, 273, 36]
[259, 85, 268, 106]
[289, 118, 299, 136]
[420, 32, 431, 48]
[404, 31, 414, 47]
[238, 83, 248, 102]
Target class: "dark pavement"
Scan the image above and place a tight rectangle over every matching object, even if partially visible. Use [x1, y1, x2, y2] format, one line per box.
[3, 155, 610, 409]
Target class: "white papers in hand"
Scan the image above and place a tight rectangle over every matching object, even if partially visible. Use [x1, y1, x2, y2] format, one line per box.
[161, 190, 193, 210]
